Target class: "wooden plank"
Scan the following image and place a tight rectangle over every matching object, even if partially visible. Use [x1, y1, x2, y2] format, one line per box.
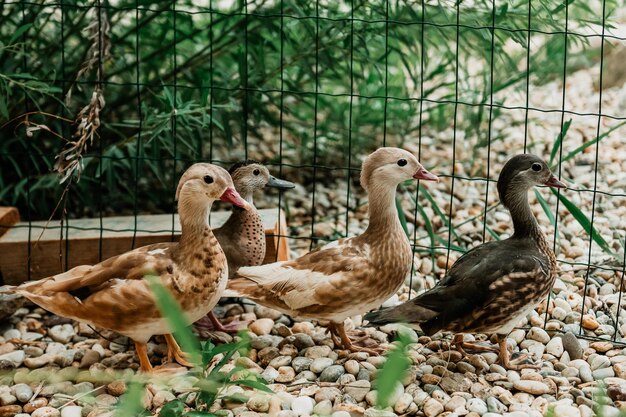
[0, 207, 20, 238]
[0, 209, 289, 284]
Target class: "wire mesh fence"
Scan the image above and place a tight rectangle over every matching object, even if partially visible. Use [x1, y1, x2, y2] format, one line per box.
[1, 0, 625, 344]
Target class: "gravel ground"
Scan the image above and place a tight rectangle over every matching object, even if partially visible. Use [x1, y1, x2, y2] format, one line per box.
[1, 64, 625, 416]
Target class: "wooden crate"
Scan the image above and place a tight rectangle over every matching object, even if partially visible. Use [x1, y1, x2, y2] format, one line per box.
[0, 208, 289, 285]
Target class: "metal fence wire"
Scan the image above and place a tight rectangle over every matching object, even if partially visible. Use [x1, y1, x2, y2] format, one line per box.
[0, 1, 625, 345]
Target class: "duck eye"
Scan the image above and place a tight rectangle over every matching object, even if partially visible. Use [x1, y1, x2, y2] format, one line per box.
[397, 159, 407, 167]
[253, 169, 260, 176]
[531, 163, 542, 172]
[203, 175, 214, 184]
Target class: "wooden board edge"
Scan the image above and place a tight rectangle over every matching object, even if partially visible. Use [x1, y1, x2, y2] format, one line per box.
[0, 207, 20, 238]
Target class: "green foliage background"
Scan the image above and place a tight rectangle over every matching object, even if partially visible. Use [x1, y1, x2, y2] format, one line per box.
[0, 0, 619, 220]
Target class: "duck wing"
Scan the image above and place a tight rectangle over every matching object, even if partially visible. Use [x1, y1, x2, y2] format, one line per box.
[227, 238, 372, 315]
[12, 242, 176, 324]
[365, 239, 549, 334]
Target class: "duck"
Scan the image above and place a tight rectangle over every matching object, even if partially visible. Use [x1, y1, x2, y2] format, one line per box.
[226, 147, 438, 354]
[364, 154, 566, 369]
[197, 160, 294, 333]
[1, 163, 250, 373]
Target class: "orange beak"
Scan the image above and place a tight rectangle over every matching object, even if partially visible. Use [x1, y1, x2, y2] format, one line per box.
[413, 167, 439, 182]
[220, 187, 250, 210]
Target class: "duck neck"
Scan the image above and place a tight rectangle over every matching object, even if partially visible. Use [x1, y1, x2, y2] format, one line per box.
[363, 181, 405, 238]
[177, 194, 215, 247]
[506, 189, 541, 241]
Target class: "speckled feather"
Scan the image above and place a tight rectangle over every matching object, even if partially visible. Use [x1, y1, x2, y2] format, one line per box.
[365, 154, 561, 338]
[6, 163, 237, 344]
[227, 148, 434, 324]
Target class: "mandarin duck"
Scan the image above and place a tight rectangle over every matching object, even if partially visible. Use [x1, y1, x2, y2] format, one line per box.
[364, 154, 566, 369]
[196, 160, 294, 333]
[2, 163, 249, 373]
[226, 147, 438, 354]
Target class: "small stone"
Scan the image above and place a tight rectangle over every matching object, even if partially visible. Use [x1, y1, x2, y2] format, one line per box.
[32, 407, 61, 417]
[332, 412, 351, 417]
[487, 396, 507, 413]
[247, 395, 270, 413]
[581, 315, 599, 330]
[320, 365, 345, 382]
[364, 409, 397, 417]
[268, 355, 292, 368]
[441, 374, 471, 393]
[61, 406, 82, 417]
[152, 391, 176, 408]
[423, 398, 444, 417]
[0, 405, 22, 417]
[527, 327, 550, 344]
[80, 350, 101, 369]
[345, 359, 360, 375]
[23, 398, 48, 413]
[0, 394, 16, 407]
[0, 351, 25, 368]
[291, 396, 314, 416]
[579, 365, 593, 383]
[13, 384, 33, 403]
[107, 380, 127, 396]
[513, 380, 550, 395]
[467, 398, 488, 415]
[313, 400, 333, 416]
[344, 380, 370, 402]
[304, 345, 332, 359]
[249, 319, 274, 336]
[275, 366, 295, 383]
[590, 341, 614, 353]
[553, 404, 580, 417]
[24, 353, 53, 369]
[314, 387, 341, 403]
[291, 357, 313, 373]
[590, 355, 611, 370]
[592, 367, 615, 379]
[290, 334, 315, 350]
[48, 324, 74, 343]
[310, 357, 334, 373]
[561, 333, 583, 360]
[546, 338, 564, 357]
[394, 393, 413, 414]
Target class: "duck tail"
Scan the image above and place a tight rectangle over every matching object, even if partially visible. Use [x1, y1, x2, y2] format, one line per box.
[364, 302, 438, 327]
[0, 285, 17, 295]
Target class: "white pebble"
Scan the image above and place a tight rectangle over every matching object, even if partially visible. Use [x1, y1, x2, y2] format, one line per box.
[291, 396, 314, 416]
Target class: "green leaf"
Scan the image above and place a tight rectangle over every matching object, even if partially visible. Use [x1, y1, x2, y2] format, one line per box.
[184, 412, 218, 417]
[159, 399, 185, 417]
[9, 23, 32, 45]
[561, 120, 626, 163]
[232, 379, 273, 393]
[552, 190, 616, 258]
[534, 189, 556, 226]
[375, 333, 412, 409]
[550, 118, 571, 165]
[145, 274, 202, 366]
[395, 196, 409, 237]
[115, 381, 147, 417]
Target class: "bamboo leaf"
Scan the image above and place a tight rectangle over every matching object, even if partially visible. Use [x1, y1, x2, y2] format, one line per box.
[145, 274, 202, 366]
[552, 190, 616, 258]
[375, 333, 412, 409]
[550, 118, 571, 165]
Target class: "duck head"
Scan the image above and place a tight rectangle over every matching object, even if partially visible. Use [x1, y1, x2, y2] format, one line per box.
[360, 147, 438, 192]
[228, 159, 295, 203]
[176, 163, 250, 210]
[497, 154, 566, 208]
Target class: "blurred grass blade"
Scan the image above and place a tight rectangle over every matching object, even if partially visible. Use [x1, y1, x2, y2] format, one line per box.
[418, 185, 462, 242]
[159, 399, 185, 417]
[115, 380, 147, 417]
[145, 274, 202, 366]
[396, 196, 409, 237]
[552, 190, 616, 258]
[549, 118, 570, 165]
[375, 333, 411, 409]
[561, 120, 626, 163]
[534, 189, 556, 226]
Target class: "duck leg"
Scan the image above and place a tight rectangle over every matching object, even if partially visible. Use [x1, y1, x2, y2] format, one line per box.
[164, 334, 195, 368]
[453, 333, 499, 356]
[328, 322, 383, 355]
[496, 334, 539, 370]
[195, 311, 252, 334]
[134, 342, 154, 373]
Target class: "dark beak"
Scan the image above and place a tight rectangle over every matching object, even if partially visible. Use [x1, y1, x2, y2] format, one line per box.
[413, 167, 439, 182]
[544, 174, 567, 189]
[266, 175, 295, 190]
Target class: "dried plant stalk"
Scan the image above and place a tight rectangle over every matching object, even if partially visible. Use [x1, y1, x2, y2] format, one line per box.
[55, 6, 110, 183]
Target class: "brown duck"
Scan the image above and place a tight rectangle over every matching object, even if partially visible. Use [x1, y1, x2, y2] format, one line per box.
[2, 163, 249, 373]
[364, 154, 566, 369]
[198, 160, 294, 332]
[226, 147, 438, 354]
